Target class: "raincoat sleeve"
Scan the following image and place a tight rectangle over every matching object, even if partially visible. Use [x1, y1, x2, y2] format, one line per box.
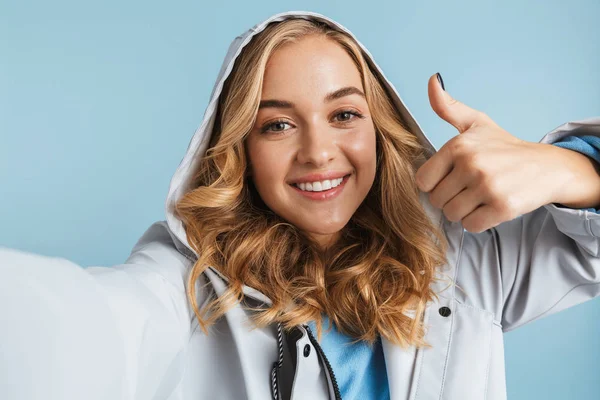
[0, 221, 193, 400]
[455, 117, 600, 333]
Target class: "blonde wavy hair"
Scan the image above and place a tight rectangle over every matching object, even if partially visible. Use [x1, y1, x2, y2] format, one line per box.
[175, 18, 450, 348]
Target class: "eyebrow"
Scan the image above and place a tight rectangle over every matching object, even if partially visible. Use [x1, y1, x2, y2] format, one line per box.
[258, 86, 365, 109]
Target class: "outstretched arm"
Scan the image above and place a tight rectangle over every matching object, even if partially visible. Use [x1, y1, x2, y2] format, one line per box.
[0, 221, 193, 400]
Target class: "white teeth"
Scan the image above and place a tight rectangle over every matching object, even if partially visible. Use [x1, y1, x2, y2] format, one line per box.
[295, 177, 345, 192]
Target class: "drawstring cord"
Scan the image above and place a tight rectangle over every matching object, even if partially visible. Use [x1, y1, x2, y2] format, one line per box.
[270, 322, 284, 400]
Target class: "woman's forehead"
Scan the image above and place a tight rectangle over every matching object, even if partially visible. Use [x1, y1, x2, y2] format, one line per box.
[260, 37, 364, 102]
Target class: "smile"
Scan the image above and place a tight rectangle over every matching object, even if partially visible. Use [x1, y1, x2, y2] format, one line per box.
[289, 174, 351, 201]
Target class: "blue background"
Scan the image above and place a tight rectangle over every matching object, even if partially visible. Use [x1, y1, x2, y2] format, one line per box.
[1, 1, 599, 398]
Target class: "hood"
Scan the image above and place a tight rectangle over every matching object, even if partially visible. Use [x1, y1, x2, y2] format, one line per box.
[164, 10, 444, 304]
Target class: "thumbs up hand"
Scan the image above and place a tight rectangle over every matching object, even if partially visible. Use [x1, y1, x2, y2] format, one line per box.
[415, 73, 579, 233]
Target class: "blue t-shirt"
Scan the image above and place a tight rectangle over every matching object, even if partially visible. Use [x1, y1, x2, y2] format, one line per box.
[307, 315, 389, 400]
[552, 134, 600, 213]
[306, 134, 600, 400]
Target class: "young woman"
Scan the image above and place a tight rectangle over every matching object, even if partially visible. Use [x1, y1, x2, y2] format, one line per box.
[2, 10, 600, 400]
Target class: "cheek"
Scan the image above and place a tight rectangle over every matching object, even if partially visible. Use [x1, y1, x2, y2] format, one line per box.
[347, 128, 377, 174]
[248, 143, 289, 192]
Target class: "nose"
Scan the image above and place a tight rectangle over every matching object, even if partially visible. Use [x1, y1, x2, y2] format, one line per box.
[295, 122, 336, 167]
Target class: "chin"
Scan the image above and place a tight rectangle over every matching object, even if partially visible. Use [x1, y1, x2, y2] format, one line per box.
[297, 223, 348, 236]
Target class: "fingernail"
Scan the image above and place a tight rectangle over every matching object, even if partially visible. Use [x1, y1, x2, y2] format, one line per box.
[436, 72, 445, 91]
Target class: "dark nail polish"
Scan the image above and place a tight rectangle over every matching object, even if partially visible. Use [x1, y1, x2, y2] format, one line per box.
[436, 72, 445, 91]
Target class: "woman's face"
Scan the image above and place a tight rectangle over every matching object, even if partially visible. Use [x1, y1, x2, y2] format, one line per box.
[245, 35, 377, 249]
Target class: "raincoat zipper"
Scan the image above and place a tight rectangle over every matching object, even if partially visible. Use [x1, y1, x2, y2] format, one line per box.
[270, 323, 342, 400]
[304, 324, 342, 400]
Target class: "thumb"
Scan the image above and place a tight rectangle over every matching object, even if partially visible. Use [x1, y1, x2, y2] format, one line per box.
[428, 73, 482, 133]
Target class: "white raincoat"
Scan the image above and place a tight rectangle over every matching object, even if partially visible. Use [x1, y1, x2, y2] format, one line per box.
[2, 10, 600, 400]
